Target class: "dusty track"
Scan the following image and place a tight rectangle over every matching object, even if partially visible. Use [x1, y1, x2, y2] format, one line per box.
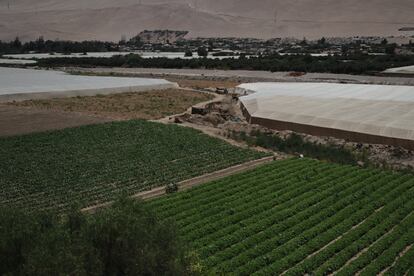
[67, 67, 414, 86]
[81, 156, 275, 213]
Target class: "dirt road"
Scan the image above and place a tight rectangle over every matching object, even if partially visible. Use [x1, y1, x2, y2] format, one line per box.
[67, 67, 414, 86]
[81, 156, 276, 213]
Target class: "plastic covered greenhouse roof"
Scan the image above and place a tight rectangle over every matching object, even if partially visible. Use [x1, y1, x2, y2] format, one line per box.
[238, 82, 414, 143]
[383, 65, 414, 75]
[0, 67, 177, 102]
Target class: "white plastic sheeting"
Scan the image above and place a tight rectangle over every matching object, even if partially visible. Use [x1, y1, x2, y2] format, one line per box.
[0, 59, 37, 65]
[238, 82, 414, 142]
[383, 65, 414, 75]
[0, 67, 177, 102]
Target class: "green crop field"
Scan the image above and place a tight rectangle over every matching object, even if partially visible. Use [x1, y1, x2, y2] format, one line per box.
[0, 120, 266, 211]
[148, 158, 414, 275]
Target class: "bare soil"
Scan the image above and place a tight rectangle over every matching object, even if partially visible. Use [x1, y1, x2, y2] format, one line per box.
[66, 67, 414, 86]
[8, 89, 214, 121]
[165, 77, 241, 90]
[0, 104, 110, 137]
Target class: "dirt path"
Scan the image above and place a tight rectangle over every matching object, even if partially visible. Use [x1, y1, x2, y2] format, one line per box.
[82, 156, 275, 213]
[0, 104, 111, 137]
[331, 209, 414, 275]
[379, 244, 413, 275]
[66, 67, 414, 86]
[281, 206, 385, 275]
[155, 88, 224, 124]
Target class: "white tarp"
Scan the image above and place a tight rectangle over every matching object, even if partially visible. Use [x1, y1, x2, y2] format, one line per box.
[0, 67, 177, 102]
[239, 82, 414, 141]
[383, 65, 414, 75]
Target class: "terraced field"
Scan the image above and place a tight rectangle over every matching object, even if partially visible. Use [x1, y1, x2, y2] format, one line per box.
[148, 158, 414, 275]
[0, 120, 265, 211]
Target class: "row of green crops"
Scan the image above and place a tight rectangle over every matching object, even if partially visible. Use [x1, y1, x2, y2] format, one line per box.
[148, 158, 414, 274]
[0, 120, 266, 211]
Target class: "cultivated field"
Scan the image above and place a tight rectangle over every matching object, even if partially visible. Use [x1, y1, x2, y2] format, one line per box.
[149, 158, 414, 275]
[0, 120, 266, 211]
[9, 89, 213, 120]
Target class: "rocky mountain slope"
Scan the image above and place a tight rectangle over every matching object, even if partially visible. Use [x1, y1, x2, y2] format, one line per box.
[0, 0, 413, 41]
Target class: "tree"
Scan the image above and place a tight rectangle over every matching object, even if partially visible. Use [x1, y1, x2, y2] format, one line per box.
[197, 46, 208, 57]
[35, 36, 45, 52]
[299, 37, 308, 46]
[381, 38, 388, 45]
[184, 49, 193, 57]
[208, 41, 214, 51]
[0, 198, 200, 275]
[318, 37, 326, 45]
[385, 43, 397, 55]
[12, 36, 22, 49]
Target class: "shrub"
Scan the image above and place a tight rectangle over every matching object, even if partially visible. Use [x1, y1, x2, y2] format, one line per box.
[166, 183, 179, 194]
[230, 130, 360, 165]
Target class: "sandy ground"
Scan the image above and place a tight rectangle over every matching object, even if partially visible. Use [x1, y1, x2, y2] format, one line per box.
[8, 89, 213, 121]
[1, 0, 413, 41]
[67, 67, 414, 86]
[0, 105, 111, 137]
[166, 78, 241, 90]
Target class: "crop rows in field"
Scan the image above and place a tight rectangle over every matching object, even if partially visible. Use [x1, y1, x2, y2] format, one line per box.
[148, 158, 414, 275]
[0, 120, 266, 211]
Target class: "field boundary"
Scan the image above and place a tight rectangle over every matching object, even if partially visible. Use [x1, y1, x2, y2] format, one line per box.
[81, 156, 275, 213]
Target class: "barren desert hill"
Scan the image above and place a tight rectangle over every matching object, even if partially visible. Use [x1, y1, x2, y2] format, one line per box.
[0, 0, 413, 41]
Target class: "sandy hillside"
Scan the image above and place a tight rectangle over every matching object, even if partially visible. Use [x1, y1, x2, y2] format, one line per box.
[0, 0, 413, 41]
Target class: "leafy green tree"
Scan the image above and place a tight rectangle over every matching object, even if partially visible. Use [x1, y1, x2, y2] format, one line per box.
[184, 49, 193, 57]
[12, 37, 22, 48]
[385, 43, 397, 55]
[318, 37, 326, 45]
[0, 199, 199, 275]
[197, 46, 208, 57]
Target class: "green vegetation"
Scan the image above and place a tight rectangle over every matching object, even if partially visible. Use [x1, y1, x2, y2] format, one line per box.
[0, 37, 118, 54]
[36, 53, 414, 75]
[0, 198, 200, 275]
[0, 120, 265, 211]
[196, 46, 208, 57]
[229, 130, 367, 165]
[148, 158, 414, 274]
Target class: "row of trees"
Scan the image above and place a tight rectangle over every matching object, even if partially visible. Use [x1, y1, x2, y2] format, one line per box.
[0, 37, 119, 54]
[0, 198, 201, 275]
[38, 53, 414, 75]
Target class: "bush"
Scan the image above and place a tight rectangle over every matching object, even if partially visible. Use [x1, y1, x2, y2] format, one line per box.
[166, 183, 179, 194]
[231, 130, 361, 165]
[0, 198, 199, 275]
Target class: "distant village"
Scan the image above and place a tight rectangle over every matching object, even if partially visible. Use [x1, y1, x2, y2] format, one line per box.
[118, 30, 414, 57]
[1, 29, 413, 57]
